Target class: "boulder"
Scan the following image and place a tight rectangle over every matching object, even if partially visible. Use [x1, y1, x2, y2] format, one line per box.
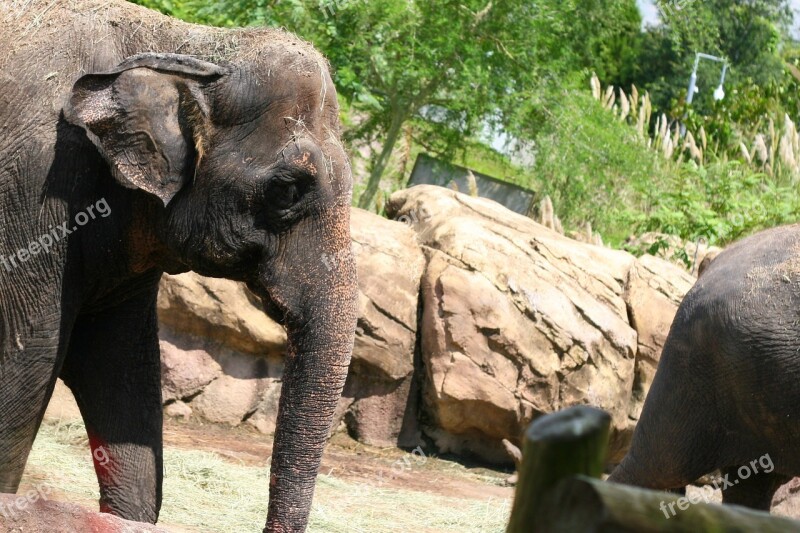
[156, 185, 693, 462]
[159, 308, 285, 427]
[245, 378, 283, 435]
[387, 185, 694, 464]
[164, 400, 192, 419]
[191, 374, 260, 426]
[774, 477, 800, 519]
[342, 208, 425, 447]
[159, 336, 221, 403]
[157, 273, 286, 358]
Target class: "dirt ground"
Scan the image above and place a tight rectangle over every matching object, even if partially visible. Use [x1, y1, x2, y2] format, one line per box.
[16, 381, 512, 532]
[161, 419, 513, 503]
[17, 382, 800, 532]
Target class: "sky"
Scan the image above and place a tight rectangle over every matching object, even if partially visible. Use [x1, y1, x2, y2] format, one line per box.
[637, 0, 800, 35]
[636, 0, 659, 26]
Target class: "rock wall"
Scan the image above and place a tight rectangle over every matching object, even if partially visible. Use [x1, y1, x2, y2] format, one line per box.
[158, 185, 695, 465]
[387, 187, 693, 462]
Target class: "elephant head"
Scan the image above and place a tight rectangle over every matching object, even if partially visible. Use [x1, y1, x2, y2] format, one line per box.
[65, 49, 357, 532]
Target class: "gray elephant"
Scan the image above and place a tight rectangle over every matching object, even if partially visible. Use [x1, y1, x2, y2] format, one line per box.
[0, 2, 357, 532]
[609, 224, 800, 512]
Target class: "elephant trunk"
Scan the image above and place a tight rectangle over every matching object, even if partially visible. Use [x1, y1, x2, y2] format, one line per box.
[261, 207, 358, 533]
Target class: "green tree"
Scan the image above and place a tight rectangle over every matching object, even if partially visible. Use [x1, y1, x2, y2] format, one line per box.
[128, 0, 286, 26]
[524, 0, 643, 88]
[502, 0, 642, 141]
[338, 2, 543, 208]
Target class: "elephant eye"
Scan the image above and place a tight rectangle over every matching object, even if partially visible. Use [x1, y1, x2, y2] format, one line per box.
[266, 172, 312, 211]
[271, 181, 299, 209]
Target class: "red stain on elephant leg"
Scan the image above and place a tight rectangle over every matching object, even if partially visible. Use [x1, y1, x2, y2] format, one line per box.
[87, 432, 119, 512]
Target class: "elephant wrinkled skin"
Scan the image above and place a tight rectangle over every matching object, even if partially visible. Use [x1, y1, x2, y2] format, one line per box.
[0, 2, 357, 532]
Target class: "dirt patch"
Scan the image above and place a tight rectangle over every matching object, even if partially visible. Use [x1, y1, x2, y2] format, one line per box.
[34, 381, 512, 531]
[162, 417, 512, 502]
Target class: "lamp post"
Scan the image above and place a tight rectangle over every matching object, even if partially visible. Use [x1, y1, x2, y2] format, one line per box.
[682, 52, 728, 135]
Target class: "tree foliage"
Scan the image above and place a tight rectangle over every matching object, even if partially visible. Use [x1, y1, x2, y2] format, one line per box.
[129, 0, 644, 208]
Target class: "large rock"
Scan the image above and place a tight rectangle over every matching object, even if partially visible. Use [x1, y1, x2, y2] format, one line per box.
[350, 208, 423, 382]
[156, 278, 275, 430]
[157, 207, 425, 447]
[387, 185, 694, 464]
[159, 336, 222, 403]
[342, 208, 426, 447]
[158, 274, 286, 428]
[158, 273, 287, 358]
[773, 477, 800, 519]
[156, 185, 692, 463]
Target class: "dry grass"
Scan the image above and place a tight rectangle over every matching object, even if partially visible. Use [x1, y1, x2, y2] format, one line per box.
[22, 419, 510, 533]
[591, 73, 800, 181]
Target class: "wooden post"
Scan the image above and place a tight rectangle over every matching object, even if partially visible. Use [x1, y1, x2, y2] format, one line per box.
[506, 405, 611, 533]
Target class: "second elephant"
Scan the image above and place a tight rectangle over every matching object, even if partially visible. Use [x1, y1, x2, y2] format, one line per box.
[610, 224, 800, 510]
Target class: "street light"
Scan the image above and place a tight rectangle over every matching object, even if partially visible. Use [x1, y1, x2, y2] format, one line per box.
[687, 52, 728, 104]
[682, 52, 729, 135]
[713, 62, 728, 101]
[713, 83, 725, 101]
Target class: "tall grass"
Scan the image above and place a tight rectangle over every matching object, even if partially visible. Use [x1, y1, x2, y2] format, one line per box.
[531, 75, 800, 248]
[593, 73, 800, 186]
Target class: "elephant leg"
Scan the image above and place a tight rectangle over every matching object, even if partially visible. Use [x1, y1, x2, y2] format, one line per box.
[0, 313, 66, 493]
[60, 281, 163, 523]
[720, 466, 790, 511]
[609, 340, 719, 491]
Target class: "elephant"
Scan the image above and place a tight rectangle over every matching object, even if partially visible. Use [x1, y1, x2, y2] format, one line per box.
[609, 224, 800, 512]
[0, 1, 357, 532]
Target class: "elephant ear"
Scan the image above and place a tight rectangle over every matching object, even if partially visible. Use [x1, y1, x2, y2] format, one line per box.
[66, 54, 226, 206]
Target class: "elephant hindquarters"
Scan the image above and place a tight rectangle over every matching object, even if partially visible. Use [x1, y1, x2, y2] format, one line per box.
[720, 466, 791, 511]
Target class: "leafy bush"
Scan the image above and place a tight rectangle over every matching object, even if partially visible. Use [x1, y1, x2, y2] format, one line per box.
[530, 88, 672, 245]
[529, 78, 800, 249]
[639, 159, 799, 244]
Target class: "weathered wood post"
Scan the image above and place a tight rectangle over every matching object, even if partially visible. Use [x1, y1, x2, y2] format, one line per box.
[506, 405, 610, 532]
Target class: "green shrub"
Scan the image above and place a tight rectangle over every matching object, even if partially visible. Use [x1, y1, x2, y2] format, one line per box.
[531, 89, 672, 245]
[530, 79, 800, 249]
